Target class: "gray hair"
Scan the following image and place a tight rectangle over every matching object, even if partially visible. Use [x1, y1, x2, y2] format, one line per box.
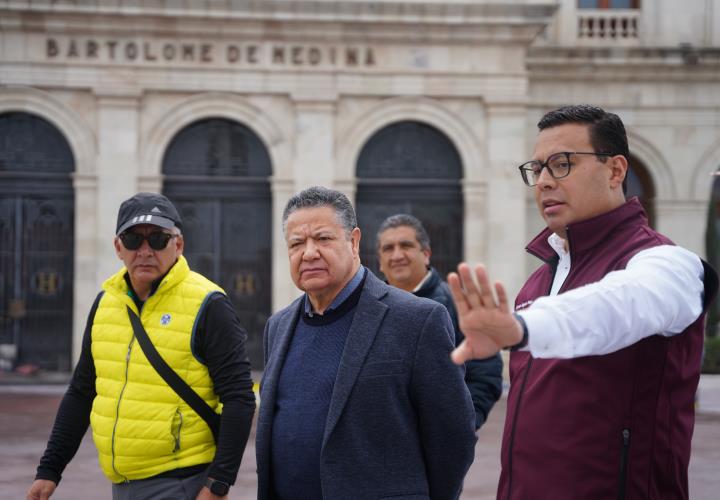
[282, 186, 357, 236]
[376, 213, 430, 251]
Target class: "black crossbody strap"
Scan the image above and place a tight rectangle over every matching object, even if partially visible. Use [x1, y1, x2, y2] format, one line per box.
[126, 306, 220, 441]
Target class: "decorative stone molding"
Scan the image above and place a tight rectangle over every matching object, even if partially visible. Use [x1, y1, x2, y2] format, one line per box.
[691, 137, 720, 200]
[1, 1, 557, 44]
[140, 91, 290, 179]
[336, 96, 483, 181]
[627, 130, 676, 200]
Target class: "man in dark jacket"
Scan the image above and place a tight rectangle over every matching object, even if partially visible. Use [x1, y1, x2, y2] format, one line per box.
[448, 105, 718, 499]
[256, 186, 476, 500]
[376, 213, 503, 429]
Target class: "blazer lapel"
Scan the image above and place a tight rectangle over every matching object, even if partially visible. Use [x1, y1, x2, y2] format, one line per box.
[322, 273, 389, 447]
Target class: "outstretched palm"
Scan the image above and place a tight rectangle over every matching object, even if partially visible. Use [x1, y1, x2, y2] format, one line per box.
[447, 263, 523, 363]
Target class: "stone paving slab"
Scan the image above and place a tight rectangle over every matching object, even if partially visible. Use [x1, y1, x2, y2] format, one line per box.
[1, 377, 719, 499]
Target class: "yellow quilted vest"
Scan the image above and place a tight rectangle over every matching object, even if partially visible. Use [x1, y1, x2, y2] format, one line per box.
[90, 255, 224, 483]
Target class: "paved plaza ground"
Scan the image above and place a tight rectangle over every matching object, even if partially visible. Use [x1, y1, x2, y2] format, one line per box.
[1, 376, 719, 500]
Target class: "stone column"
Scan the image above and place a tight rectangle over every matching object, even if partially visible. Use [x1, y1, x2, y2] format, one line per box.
[655, 199, 708, 256]
[484, 103, 529, 299]
[270, 94, 339, 311]
[271, 177, 300, 312]
[463, 180, 489, 264]
[291, 96, 337, 191]
[94, 92, 142, 284]
[72, 173, 98, 362]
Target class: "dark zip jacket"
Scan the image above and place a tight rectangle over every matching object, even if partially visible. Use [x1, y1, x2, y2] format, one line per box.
[498, 198, 718, 500]
[414, 267, 503, 429]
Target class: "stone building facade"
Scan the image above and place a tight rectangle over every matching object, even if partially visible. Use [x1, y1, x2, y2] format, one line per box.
[1, 0, 718, 370]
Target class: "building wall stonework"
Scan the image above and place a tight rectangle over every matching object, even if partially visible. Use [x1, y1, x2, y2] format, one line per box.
[1, 0, 717, 366]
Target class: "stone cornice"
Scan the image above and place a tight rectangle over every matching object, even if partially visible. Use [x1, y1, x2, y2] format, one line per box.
[2, 1, 557, 24]
[527, 46, 720, 81]
[1, 1, 557, 44]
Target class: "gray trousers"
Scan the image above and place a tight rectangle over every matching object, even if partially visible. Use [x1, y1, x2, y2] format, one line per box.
[111, 469, 207, 500]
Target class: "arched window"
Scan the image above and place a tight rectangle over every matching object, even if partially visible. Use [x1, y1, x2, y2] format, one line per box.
[0, 112, 75, 371]
[625, 155, 656, 227]
[162, 118, 272, 368]
[356, 121, 463, 278]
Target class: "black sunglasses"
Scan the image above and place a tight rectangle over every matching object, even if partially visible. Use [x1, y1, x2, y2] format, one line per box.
[119, 231, 178, 251]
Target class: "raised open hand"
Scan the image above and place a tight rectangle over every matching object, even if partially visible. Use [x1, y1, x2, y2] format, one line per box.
[447, 263, 523, 364]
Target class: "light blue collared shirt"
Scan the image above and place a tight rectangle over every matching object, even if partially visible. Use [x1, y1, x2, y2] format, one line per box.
[303, 266, 366, 316]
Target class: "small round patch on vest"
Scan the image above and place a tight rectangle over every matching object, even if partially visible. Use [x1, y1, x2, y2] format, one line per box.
[160, 313, 172, 326]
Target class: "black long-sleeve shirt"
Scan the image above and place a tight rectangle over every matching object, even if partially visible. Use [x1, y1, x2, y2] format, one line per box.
[35, 282, 256, 486]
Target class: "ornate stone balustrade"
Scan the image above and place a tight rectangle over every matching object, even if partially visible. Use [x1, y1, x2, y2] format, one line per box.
[577, 9, 640, 45]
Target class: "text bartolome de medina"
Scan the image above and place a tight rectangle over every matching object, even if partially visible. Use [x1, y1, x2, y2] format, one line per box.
[45, 37, 377, 68]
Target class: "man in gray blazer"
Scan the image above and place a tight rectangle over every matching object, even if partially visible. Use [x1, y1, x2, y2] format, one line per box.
[256, 186, 476, 500]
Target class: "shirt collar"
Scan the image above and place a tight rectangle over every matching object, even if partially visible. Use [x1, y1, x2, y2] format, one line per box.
[547, 232, 569, 259]
[412, 269, 433, 293]
[304, 266, 366, 316]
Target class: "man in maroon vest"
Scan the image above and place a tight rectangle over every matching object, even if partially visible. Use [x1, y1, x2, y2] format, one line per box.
[448, 104, 718, 499]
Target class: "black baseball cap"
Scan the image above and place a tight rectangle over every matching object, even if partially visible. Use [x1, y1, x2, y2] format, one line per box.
[116, 192, 182, 235]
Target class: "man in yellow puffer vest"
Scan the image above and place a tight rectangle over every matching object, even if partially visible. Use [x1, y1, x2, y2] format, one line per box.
[27, 193, 256, 500]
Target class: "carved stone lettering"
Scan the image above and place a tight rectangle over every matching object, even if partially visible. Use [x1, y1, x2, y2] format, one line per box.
[86, 40, 98, 58]
[163, 44, 176, 61]
[41, 38, 379, 68]
[106, 41, 118, 59]
[247, 45, 259, 64]
[47, 38, 58, 58]
[227, 44, 240, 62]
[292, 46, 303, 65]
[201, 44, 213, 62]
[366, 48, 376, 66]
[143, 42, 157, 61]
[272, 46, 285, 64]
[182, 44, 195, 61]
[308, 47, 321, 65]
[125, 42, 138, 60]
[346, 47, 358, 66]
[68, 40, 79, 57]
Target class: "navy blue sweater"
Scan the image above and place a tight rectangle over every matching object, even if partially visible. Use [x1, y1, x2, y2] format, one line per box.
[270, 271, 365, 500]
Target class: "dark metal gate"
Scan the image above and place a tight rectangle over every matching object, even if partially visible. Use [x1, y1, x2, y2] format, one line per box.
[356, 121, 464, 279]
[0, 112, 75, 372]
[162, 118, 272, 369]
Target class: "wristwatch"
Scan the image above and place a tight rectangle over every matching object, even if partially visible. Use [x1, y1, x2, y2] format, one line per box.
[205, 477, 230, 496]
[507, 313, 529, 351]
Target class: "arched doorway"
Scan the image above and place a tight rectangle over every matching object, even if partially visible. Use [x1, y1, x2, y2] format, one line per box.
[626, 154, 656, 227]
[162, 118, 272, 369]
[356, 121, 464, 278]
[0, 112, 75, 372]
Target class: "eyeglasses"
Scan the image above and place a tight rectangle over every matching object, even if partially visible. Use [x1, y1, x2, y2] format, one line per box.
[518, 151, 613, 187]
[119, 231, 178, 251]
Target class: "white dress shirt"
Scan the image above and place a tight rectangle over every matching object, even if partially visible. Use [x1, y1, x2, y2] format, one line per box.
[518, 234, 705, 359]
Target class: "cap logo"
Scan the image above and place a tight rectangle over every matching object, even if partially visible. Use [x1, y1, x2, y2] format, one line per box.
[160, 313, 172, 326]
[131, 215, 153, 224]
[151, 206, 162, 213]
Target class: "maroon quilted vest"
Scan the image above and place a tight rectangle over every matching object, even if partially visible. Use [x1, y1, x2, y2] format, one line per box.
[497, 198, 714, 500]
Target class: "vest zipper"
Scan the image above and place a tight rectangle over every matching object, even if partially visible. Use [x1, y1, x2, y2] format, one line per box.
[506, 263, 558, 499]
[505, 357, 534, 499]
[618, 428, 631, 500]
[111, 337, 135, 482]
[173, 409, 183, 452]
